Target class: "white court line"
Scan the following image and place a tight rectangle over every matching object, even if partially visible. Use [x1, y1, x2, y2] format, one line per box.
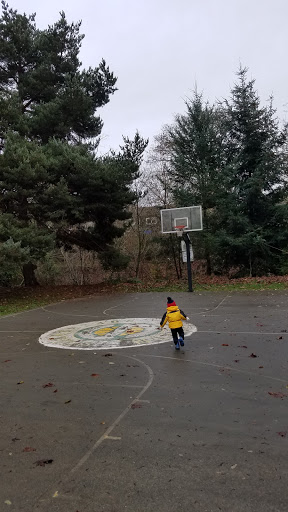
[41, 306, 100, 318]
[33, 354, 154, 509]
[193, 294, 230, 315]
[0, 304, 52, 319]
[0, 296, 96, 319]
[142, 354, 287, 384]
[70, 354, 154, 473]
[197, 330, 288, 335]
[103, 296, 139, 316]
[0, 292, 107, 320]
[0, 330, 44, 333]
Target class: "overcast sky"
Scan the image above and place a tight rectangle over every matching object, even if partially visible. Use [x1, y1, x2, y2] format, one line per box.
[13, 0, 288, 153]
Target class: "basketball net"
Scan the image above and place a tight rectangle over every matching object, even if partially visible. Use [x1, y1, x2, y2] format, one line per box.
[175, 225, 186, 237]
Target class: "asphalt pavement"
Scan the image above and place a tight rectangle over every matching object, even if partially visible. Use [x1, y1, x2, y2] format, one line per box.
[1, 290, 288, 512]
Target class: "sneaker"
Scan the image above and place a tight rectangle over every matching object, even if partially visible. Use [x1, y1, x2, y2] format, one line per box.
[179, 337, 184, 347]
[175, 342, 180, 350]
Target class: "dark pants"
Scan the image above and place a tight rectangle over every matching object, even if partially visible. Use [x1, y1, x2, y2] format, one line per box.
[171, 327, 184, 344]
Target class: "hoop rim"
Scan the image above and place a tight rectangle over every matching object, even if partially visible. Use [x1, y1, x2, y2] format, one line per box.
[175, 225, 186, 237]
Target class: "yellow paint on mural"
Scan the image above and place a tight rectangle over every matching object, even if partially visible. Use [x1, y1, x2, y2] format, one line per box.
[119, 327, 144, 336]
[94, 327, 118, 336]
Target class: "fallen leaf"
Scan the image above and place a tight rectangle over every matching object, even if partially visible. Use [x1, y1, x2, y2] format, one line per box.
[4, 500, 12, 505]
[249, 353, 257, 358]
[3, 360, 11, 363]
[259, 366, 264, 369]
[42, 382, 54, 388]
[17, 381, 24, 385]
[277, 431, 287, 438]
[53, 389, 58, 393]
[268, 392, 286, 398]
[91, 373, 100, 377]
[100, 421, 106, 425]
[222, 344, 229, 346]
[12, 438, 20, 442]
[52, 491, 58, 498]
[34, 459, 53, 467]
[131, 403, 142, 409]
[23, 447, 36, 452]
[231, 464, 237, 470]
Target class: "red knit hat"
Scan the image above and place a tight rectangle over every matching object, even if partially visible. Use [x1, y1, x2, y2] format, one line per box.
[167, 297, 176, 307]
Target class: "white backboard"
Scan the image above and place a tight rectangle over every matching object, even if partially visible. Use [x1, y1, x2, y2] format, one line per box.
[160, 206, 203, 234]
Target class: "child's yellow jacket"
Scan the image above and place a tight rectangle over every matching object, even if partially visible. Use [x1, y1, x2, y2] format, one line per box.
[160, 305, 187, 329]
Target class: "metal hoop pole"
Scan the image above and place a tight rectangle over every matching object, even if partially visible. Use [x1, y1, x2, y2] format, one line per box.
[182, 232, 193, 292]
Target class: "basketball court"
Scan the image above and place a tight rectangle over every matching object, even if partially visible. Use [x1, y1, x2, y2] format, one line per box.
[1, 289, 288, 511]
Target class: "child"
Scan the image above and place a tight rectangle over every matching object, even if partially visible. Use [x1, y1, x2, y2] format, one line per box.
[160, 297, 189, 350]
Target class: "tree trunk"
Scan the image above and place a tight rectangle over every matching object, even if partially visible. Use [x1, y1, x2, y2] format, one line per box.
[22, 262, 39, 286]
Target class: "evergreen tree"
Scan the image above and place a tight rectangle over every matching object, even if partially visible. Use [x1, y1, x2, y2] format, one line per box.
[0, 1, 116, 146]
[0, 3, 146, 284]
[153, 72, 288, 277]
[167, 91, 227, 274]
[220, 67, 288, 275]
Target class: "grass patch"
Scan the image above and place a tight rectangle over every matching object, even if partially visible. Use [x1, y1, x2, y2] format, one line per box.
[0, 298, 54, 316]
[0, 285, 102, 317]
[195, 281, 288, 292]
[137, 281, 288, 293]
[0, 278, 288, 316]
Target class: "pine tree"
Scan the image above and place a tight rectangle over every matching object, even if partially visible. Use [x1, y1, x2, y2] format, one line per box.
[0, 1, 116, 146]
[167, 91, 227, 274]
[0, 3, 146, 285]
[220, 67, 288, 275]
[153, 74, 288, 277]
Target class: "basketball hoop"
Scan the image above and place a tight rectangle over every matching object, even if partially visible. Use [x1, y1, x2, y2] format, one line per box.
[160, 206, 203, 293]
[175, 225, 186, 237]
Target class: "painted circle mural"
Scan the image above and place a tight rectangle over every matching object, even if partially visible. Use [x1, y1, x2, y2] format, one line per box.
[39, 318, 197, 350]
